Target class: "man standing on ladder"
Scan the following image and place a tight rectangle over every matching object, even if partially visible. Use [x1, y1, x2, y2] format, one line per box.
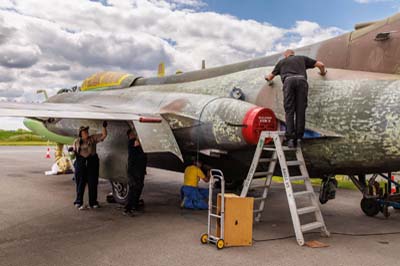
[265, 49, 327, 148]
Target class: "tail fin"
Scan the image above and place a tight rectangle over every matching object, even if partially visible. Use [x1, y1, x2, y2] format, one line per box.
[158, 62, 165, 77]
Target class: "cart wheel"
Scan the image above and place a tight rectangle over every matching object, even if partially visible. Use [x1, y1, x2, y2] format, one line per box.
[200, 233, 208, 244]
[360, 198, 380, 217]
[216, 239, 225, 250]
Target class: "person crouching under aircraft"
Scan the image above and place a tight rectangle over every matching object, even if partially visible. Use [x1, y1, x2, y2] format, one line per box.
[71, 122, 108, 210]
[123, 129, 147, 216]
[180, 160, 210, 210]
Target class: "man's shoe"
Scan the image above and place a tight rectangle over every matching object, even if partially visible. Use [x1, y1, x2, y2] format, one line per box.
[123, 209, 134, 217]
[90, 204, 100, 209]
[287, 139, 296, 148]
[78, 205, 86, 211]
[74, 203, 81, 208]
[131, 206, 144, 213]
[138, 199, 145, 207]
[296, 139, 302, 147]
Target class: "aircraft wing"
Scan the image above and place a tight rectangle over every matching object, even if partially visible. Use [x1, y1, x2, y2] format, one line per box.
[0, 101, 143, 121]
[0, 101, 184, 161]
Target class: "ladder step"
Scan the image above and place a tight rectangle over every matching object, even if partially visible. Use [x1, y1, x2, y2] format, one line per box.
[254, 197, 267, 201]
[282, 147, 298, 151]
[301, 222, 324, 232]
[253, 171, 272, 178]
[263, 146, 297, 151]
[293, 191, 313, 198]
[297, 206, 317, 215]
[263, 147, 276, 151]
[290, 175, 307, 181]
[286, 160, 302, 166]
[250, 184, 269, 189]
[259, 158, 276, 163]
[253, 209, 263, 214]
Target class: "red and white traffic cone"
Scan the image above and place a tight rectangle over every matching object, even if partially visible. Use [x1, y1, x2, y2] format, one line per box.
[45, 147, 51, 159]
[391, 175, 396, 194]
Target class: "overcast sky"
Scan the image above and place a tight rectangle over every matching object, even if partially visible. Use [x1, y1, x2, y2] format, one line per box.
[0, 0, 399, 129]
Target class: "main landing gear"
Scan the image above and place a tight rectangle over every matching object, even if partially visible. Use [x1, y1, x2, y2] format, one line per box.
[349, 173, 400, 218]
[109, 181, 129, 205]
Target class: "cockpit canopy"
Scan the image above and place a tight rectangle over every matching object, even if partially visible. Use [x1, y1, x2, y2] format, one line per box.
[81, 71, 141, 91]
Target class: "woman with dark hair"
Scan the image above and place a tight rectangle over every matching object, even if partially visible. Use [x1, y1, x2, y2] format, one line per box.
[71, 121, 107, 210]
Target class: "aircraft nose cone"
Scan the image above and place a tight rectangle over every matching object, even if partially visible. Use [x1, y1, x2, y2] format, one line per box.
[242, 107, 277, 144]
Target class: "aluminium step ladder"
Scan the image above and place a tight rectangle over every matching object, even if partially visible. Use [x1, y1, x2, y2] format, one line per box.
[240, 131, 329, 246]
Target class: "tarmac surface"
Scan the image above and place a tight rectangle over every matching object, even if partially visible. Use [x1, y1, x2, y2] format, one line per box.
[1, 146, 400, 266]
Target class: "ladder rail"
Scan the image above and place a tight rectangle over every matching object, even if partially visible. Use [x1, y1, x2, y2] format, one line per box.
[273, 134, 305, 245]
[295, 148, 330, 237]
[240, 136, 266, 197]
[255, 151, 277, 222]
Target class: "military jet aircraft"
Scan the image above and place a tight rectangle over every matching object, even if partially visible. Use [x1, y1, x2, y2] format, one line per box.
[1, 13, 400, 212]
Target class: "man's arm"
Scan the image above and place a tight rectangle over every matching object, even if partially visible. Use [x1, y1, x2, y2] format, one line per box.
[100, 121, 108, 141]
[197, 168, 209, 183]
[315, 61, 327, 76]
[265, 73, 275, 81]
[265, 60, 281, 81]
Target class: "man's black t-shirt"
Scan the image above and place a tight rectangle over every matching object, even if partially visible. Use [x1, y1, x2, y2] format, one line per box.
[272, 55, 317, 83]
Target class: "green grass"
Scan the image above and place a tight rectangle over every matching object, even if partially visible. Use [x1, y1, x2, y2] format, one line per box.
[0, 129, 48, 145]
[0, 141, 50, 146]
[272, 175, 390, 191]
[272, 175, 358, 190]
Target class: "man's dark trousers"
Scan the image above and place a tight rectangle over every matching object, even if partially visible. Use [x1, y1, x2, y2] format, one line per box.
[126, 172, 144, 211]
[283, 77, 309, 140]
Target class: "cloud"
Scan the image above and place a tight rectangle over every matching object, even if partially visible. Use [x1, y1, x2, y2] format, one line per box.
[0, 19, 15, 45]
[44, 63, 71, 72]
[0, 0, 344, 129]
[0, 87, 25, 98]
[287, 21, 344, 48]
[0, 44, 41, 68]
[0, 67, 16, 83]
[168, 0, 207, 9]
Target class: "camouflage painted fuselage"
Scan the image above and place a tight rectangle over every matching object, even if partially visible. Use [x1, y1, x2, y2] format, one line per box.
[45, 65, 400, 181]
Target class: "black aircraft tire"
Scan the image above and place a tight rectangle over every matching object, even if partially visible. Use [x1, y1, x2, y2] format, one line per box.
[360, 198, 380, 217]
[111, 181, 130, 205]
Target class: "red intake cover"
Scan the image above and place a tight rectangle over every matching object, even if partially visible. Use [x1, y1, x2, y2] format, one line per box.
[242, 107, 277, 145]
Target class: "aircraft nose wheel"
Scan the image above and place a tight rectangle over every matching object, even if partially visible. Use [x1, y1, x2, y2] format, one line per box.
[360, 198, 380, 217]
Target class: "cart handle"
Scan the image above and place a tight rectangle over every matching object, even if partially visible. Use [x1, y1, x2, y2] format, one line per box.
[210, 169, 224, 182]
